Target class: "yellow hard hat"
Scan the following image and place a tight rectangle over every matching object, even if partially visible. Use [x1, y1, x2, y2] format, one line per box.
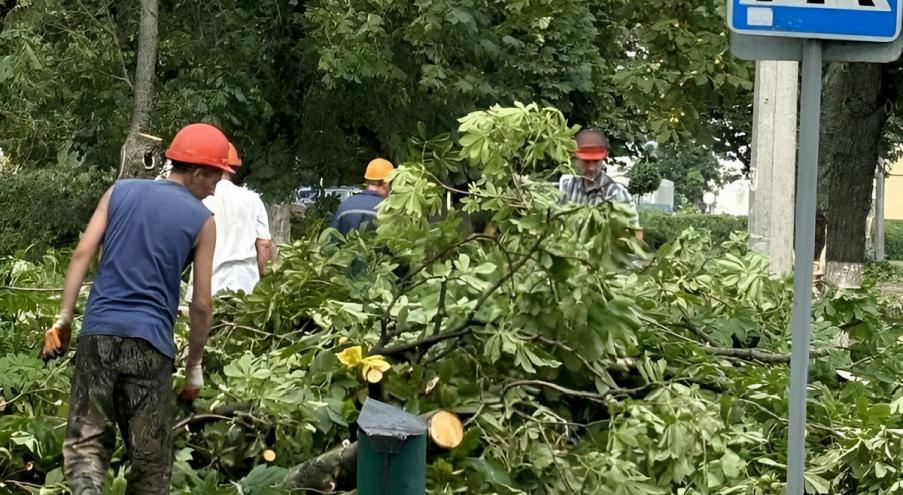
[364, 158, 395, 181]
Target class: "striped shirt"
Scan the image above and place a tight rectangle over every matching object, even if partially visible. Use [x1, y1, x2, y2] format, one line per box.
[559, 173, 640, 228]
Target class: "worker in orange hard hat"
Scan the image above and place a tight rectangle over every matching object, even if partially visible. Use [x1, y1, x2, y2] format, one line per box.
[187, 141, 272, 301]
[559, 127, 641, 232]
[44, 122, 224, 495]
[330, 158, 395, 235]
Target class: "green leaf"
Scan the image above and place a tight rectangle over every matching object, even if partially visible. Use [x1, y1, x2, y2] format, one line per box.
[804, 473, 830, 494]
[465, 457, 514, 486]
[242, 465, 289, 495]
[721, 449, 744, 479]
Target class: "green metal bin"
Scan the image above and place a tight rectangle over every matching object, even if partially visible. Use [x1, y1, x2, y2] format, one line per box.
[357, 398, 427, 495]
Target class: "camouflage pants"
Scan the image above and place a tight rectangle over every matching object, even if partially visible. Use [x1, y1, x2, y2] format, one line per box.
[63, 335, 174, 495]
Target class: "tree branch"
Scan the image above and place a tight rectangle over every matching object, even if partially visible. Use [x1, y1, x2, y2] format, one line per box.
[379, 234, 492, 345]
[640, 314, 832, 363]
[675, 311, 717, 346]
[372, 327, 474, 357]
[704, 346, 828, 363]
[172, 414, 233, 431]
[504, 380, 610, 404]
[0, 282, 92, 292]
[431, 279, 448, 337]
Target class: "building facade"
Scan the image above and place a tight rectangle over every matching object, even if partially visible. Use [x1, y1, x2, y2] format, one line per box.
[886, 159, 903, 220]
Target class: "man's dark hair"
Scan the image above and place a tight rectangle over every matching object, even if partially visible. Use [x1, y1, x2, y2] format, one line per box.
[231, 165, 250, 186]
[169, 160, 203, 173]
[575, 128, 610, 149]
[365, 179, 386, 187]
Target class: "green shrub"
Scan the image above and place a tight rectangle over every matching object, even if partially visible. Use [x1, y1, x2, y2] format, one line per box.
[885, 219, 903, 261]
[640, 208, 748, 250]
[0, 167, 113, 258]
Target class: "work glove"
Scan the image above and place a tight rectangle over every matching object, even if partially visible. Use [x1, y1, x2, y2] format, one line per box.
[178, 363, 204, 403]
[41, 313, 73, 363]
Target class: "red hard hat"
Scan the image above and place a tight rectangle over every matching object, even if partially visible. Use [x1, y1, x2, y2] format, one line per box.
[165, 123, 232, 172]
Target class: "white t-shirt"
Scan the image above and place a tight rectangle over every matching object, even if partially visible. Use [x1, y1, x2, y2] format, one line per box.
[193, 179, 271, 296]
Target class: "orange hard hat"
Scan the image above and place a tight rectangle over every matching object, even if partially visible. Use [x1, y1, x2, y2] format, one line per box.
[165, 123, 231, 172]
[227, 143, 242, 168]
[575, 146, 609, 161]
[364, 158, 395, 181]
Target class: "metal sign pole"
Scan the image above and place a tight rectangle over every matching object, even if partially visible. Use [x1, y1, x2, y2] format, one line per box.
[786, 38, 822, 495]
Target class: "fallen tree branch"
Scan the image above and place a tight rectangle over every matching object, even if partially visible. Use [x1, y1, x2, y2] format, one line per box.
[639, 314, 832, 363]
[373, 326, 474, 357]
[511, 409, 611, 429]
[704, 346, 829, 363]
[675, 307, 717, 346]
[0, 286, 65, 292]
[0, 282, 93, 292]
[172, 414, 233, 431]
[504, 380, 610, 404]
[172, 402, 253, 432]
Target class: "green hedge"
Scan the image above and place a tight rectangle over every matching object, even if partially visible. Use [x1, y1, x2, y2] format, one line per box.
[885, 219, 903, 261]
[0, 168, 113, 259]
[640, 209, 748, 250]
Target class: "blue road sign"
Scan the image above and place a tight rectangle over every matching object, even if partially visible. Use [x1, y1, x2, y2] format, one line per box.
[729, 0, 903, 42]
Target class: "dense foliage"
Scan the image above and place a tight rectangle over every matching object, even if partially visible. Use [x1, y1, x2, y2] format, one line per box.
[0, 168, 113, 259]
[1, 105, 902, 494]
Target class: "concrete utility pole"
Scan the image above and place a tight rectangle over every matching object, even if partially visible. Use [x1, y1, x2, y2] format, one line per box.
[748, 60, 799, 274]
[874, 163, 886, 261]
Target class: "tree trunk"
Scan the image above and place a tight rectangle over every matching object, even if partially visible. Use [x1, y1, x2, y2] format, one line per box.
[266, 203, 292, 259]
[118, 0, 160, 179]
[816, 63, 889, 287]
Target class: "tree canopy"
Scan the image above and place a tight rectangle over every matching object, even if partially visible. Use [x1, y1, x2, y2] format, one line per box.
[0, 0, 754, 197]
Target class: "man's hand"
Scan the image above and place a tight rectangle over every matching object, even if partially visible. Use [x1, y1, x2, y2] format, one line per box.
[41, 315, 72, 363]
[178, 363, 204, 403]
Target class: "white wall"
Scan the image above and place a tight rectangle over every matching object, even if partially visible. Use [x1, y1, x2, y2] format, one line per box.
[712, 179, 751, 216]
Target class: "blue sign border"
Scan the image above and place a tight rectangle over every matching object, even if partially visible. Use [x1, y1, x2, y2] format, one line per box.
[728, 0, 902, 42]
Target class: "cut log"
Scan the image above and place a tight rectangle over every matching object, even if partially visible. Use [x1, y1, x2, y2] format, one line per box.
[426, 410, 464, 449]
[365, 368, 384, 384]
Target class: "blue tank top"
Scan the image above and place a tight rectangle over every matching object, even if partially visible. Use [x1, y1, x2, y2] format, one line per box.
[82, 179, 212, 358]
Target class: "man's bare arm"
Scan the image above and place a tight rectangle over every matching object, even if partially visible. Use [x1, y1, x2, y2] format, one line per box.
[255, 238, 273, 276]
[42, 188, 112, 361]
[179, 217, 216, 401]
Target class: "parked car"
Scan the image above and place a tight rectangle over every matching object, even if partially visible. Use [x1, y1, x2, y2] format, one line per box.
[293, 186, 360, 207]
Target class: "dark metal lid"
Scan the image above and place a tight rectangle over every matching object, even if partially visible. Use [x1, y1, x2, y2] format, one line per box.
[357, 398, 427, 453]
